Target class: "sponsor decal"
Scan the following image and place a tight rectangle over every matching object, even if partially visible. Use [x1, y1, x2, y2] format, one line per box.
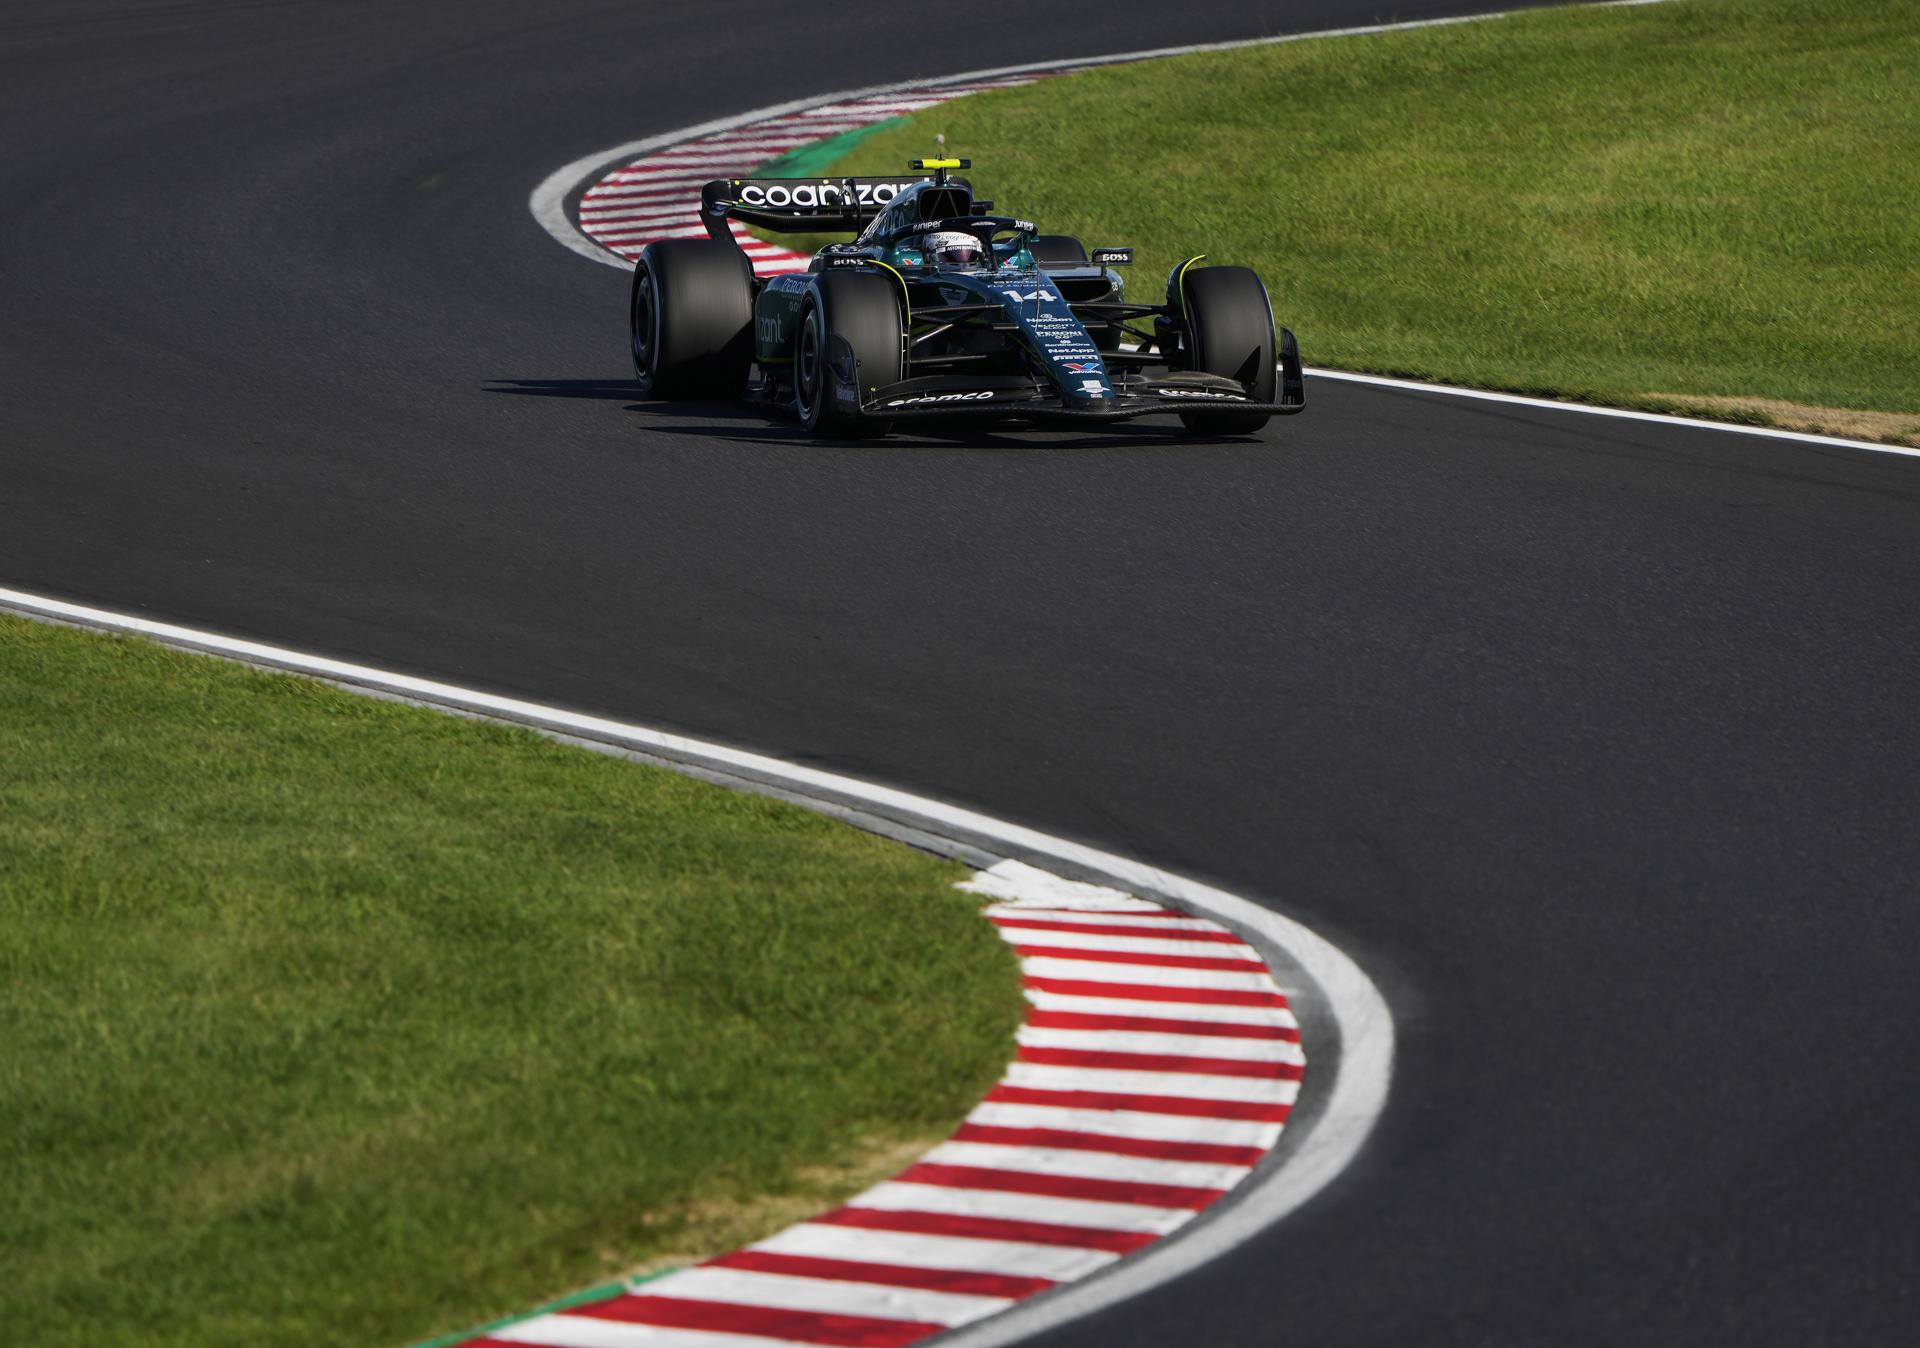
[738, 180, 913, 209]
[1063, 362, 1099, 373]
[765, 275, 809, 294]
[826, 256, 869, 268]
[1153, 387, 1248, 400]
[1078, 379, 1108, 396]
[1090, 247, 1134, 266]
[884, 390, 996, 407]
[1013, 219, 1037, 233]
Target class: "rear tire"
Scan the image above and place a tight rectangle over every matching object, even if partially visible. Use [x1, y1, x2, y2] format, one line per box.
[631, 240, 753, 399]
[793, 271, 902, 438]
[1176, 265, 1278, 435]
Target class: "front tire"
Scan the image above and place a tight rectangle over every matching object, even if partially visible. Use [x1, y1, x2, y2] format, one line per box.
[631, 240, 753, 400]
[793, 271, 902, 438]
[1176, 265, 1278, 435]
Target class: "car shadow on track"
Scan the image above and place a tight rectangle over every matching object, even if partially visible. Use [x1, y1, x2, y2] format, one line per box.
[484, 379, 647, 401]
[482, 379, 1259, 451]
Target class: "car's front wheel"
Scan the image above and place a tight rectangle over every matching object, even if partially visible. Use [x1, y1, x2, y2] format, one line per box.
[1175, 264, 1279, 436]
[793, 271, 902, 438]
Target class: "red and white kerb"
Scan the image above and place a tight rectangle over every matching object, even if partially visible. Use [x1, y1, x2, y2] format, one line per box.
[573, 79, 1040, 276]
[458, 861, 1304, 1348]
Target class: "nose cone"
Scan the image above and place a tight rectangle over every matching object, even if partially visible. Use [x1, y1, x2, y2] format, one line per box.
[995, 279, 1112, 405]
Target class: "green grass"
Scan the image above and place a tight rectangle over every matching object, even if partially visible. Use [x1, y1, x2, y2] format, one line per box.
[782, 0, 1920, 440]
[0, 615, 1025, 1348]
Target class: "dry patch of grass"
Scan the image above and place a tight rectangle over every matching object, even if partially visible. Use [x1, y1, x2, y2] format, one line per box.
[611, 1132, 943, 1280]
[415, 1131, 947, 1346]
[1647, 394, 1920, 447]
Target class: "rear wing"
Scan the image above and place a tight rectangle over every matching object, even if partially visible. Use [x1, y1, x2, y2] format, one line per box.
[700, 176, 972, 241]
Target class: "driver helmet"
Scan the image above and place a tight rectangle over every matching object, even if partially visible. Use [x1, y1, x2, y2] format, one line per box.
[923, 230, 985, 269]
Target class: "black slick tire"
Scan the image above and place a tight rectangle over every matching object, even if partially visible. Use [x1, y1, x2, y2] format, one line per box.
[1176, 265, 1278, 435]
[793, 271, 901, 439]
[631, 240, 753, 400]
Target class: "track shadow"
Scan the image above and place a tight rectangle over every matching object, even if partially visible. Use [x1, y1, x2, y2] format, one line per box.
[482, 379, 1255, 450]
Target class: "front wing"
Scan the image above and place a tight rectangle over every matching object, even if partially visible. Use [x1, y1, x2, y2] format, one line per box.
[865, 351, 1307, 422]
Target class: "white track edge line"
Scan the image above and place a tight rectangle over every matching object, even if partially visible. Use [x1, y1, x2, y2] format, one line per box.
[522, 0, 1920, 466]
[0, 581, 1391, 1347]
[1303, 367, 1920, 460]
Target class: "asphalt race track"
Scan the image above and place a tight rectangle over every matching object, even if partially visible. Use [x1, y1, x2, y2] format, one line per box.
[4, 2, 1917, 1343]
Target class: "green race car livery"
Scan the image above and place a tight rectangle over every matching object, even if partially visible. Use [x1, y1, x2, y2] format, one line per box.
[629, 158, 1305, 438]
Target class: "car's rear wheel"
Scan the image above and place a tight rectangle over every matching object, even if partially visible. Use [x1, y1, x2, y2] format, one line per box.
[794, 271, 902, 438]
[1175, 264, 1278, 435]
[631, 240, 753, 399]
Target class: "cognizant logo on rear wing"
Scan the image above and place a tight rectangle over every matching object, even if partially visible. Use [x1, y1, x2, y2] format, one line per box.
[699, 176, 970, 238]
[735, 179, 918, 209]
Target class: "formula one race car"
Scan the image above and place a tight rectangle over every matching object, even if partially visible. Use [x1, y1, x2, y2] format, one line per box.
[629, 159, 1305, 437]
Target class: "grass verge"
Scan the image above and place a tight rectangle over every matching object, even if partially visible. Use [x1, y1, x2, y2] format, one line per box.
[778, 0, 1920, 443]
[0, 615, 1024, 1348]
